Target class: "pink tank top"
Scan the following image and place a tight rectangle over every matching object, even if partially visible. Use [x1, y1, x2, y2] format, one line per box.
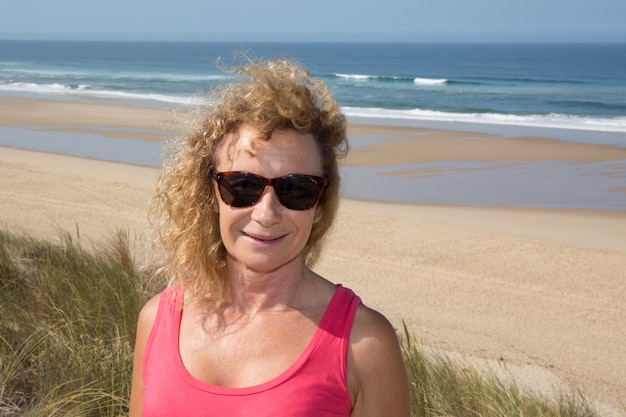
[142, 284, 361, 417]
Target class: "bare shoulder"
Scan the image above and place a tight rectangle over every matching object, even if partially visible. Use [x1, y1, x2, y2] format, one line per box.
[129, 291, 163, 417]
[137, 292, 162, 330]
[352, 303, 398, 342]
[348, 303, 411, 417]
[134, 292, 163, 360]
[349, 304, 404, 372]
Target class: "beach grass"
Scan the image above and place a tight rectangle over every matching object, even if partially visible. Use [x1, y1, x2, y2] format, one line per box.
[399, 325, 598, 417]
[0, 228, 158, 416]
[0, 228, 604, 417]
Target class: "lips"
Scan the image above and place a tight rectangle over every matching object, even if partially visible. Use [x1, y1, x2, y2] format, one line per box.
[242, 231, 286, 246]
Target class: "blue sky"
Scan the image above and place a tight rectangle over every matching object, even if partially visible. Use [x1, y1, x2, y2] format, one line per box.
[1, 0, 625, 42]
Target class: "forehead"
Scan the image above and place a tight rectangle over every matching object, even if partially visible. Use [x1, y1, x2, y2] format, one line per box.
[214, 125, 323, 175]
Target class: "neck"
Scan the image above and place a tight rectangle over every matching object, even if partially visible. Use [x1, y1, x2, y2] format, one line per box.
[223, 256, 312, 314]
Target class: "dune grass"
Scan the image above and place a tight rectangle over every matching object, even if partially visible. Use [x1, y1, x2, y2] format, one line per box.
[0, 228, 607, 417]
[399, 325, 599, 417]
[0, 228, 158, 416]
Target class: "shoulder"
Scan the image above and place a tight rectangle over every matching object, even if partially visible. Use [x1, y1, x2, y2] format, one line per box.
[350, 303, 402, 365]
[134, 291, 166, 351]
[347, 303, 412, 416]
[129, 290, 165, 417]
[137, 292, 163, 330]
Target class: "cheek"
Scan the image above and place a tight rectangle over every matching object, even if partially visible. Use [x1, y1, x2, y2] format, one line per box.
[216, 204, 238, 239]
[293, 210, 317, 237]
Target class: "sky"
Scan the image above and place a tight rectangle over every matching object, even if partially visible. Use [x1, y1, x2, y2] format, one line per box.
[1, 0, 625, 43]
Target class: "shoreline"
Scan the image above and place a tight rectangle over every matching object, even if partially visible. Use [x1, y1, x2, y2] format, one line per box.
[1, 97, 625, 414]
[2, 96, 626, 210]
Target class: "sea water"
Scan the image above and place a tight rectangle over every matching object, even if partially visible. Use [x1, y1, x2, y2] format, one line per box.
[1, 41, 625, 209]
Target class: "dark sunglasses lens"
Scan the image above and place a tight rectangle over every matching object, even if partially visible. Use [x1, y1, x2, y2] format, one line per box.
[217, 173, 265, 207]
[274, 176, 323, 210]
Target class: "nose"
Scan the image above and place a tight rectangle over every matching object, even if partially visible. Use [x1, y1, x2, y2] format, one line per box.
[250, 185, 282, 226]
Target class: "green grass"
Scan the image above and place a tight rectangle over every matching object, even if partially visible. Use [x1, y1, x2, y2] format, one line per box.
[0, 228, 610, 417]
[0, 228, 158, 416]
[399, 324, 598, 417]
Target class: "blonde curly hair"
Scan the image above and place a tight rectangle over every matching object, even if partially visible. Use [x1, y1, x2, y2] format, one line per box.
[152, 58, 348, 304]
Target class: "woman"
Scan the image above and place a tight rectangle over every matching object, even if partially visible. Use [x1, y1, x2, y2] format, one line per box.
[129, 59, 411, 416]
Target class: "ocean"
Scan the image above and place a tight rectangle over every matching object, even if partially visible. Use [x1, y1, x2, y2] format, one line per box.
[2, 41, 626, 133]
[1, 40, 625, 209]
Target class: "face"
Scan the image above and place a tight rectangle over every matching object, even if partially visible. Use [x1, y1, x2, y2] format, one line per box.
[213, 125, 324, 275]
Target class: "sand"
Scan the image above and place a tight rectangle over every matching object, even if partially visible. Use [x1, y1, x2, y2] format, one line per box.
[1, 97, 625, 415]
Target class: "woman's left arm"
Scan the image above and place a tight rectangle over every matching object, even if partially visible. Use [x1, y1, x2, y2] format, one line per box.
[348, 306, 412, 417]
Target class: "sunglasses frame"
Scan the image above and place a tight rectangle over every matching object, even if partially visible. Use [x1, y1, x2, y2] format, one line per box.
[213, 171, 328, 210]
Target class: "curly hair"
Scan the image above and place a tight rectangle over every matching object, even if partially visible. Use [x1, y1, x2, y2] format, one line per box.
[152, 58, 349, 305]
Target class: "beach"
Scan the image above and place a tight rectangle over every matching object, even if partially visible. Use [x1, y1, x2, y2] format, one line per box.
[1, 97, 625, 415]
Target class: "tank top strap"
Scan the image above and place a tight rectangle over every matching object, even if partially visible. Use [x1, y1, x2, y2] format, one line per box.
[318, 284, 362, 340]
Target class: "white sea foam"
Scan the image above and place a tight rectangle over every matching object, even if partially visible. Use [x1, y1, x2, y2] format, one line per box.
[83, 89, 205, 106]
[414, 78, 448, 85]
[0, 82, 204, 106]
[336, 73, 446, 84]
[343, 106, 626, 134]
[0, 82, 75, 95]
[335, 73, 374, 80]
[2, 80, 623, 134]
[335, 73, 410, 82]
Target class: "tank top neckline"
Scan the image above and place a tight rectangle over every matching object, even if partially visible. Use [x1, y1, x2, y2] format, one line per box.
[171, 284, 348, 396]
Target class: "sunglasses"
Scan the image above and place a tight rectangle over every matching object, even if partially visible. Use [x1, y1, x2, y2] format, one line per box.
[213, 171, 328, 210]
